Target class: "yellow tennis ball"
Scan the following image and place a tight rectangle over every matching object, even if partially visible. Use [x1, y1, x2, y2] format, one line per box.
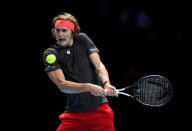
[46, 54, 56, 64]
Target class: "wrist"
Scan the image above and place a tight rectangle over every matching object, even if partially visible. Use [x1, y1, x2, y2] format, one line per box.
[103, 81, 111, 87]
[83, 83, 92, 92]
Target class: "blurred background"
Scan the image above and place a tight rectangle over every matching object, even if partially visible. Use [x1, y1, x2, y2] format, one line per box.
[8, 0, 191, 130]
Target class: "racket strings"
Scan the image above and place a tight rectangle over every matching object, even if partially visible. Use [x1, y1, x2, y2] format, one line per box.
[134, 77, 170, 106]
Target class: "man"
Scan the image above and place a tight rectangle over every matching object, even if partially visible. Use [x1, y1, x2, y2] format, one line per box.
[43, 12, 118, 131]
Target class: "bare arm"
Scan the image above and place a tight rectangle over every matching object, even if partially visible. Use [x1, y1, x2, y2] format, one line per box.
[89, 53, 109, 84]
[47, 69, 105, 96]
[89, 53, 118, 97]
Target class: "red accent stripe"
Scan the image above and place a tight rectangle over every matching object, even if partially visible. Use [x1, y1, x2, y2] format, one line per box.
[55, 19, 75, 32]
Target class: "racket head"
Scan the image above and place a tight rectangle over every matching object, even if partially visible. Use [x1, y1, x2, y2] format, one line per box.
[132, 75, 173, 107]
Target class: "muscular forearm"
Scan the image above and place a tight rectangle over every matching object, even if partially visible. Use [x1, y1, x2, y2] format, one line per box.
[97, 63, 110, 85]
[89, 53, 109, 84]
[57, 80, 89, 93]
[47, 69, 104, 95]
[89, 53, 118, 96]
[59, 81, 105, 97]
[57, 81, 105, 96]
[48, 70, 89, 93]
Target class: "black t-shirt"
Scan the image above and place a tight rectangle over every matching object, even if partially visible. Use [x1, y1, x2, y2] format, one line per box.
[43, 33, 108, 112]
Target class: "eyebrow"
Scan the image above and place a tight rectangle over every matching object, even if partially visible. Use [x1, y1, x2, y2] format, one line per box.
[56, 28, 68, 31]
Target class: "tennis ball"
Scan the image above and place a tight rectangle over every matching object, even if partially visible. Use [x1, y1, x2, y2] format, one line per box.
[46, 54, 56, 64]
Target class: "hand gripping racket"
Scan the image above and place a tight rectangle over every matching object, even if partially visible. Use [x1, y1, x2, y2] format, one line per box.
[116, 75, 173, 107]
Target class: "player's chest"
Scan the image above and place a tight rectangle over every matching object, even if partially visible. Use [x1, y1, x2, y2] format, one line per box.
[58, 47, 91, 70]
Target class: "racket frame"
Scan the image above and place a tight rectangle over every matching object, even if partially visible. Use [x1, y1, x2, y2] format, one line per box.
[116, 75, 173, 107]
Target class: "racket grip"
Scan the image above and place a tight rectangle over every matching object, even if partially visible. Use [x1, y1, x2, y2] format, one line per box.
[117, 88, 126, 92]
[117, 90, 133, 98]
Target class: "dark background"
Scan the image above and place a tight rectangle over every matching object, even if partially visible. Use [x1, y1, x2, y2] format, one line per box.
[7, 0, 191, 130]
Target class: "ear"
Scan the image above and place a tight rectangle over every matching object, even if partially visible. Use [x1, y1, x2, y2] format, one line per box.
[52, 28, 56, 39]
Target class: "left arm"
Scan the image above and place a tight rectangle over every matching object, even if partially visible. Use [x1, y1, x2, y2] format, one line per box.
[89, 53, 118, 97]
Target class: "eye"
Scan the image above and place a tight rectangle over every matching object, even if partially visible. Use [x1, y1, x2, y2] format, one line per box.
[61, 29, 67, 32]
[56, 28, 60, 32]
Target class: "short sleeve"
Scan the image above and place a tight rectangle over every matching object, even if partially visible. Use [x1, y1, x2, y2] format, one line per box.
[43, 49, 61, 72]
[80, 33, 100, 56]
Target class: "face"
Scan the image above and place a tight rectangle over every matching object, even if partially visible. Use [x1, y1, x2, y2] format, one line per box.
[55, 26, 73, 47]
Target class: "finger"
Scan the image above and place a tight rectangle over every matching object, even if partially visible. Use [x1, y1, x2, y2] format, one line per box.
[106, 89, 111, 96]
[115, 91, 118, 97]
[111, 89, 117, 97]
[113, 88, 117, 96]
[102, 90, 106, 97]
[104, 90, 107, 96]
[114, 89, 118, 97]
[104, 89, 108, 96]
[111, 90, 113, 96]
[111, 88, 116, 96]
[111, 88, 114, 96]
[110, 91, 113, 96]
[107, 90, 111, 96]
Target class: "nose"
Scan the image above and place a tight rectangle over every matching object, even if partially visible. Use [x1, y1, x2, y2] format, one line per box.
[58, 30, 63, 35]
[57, 31, 65, 37]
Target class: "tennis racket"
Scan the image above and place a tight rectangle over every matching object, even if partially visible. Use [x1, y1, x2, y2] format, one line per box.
[116, 75, 173, 107]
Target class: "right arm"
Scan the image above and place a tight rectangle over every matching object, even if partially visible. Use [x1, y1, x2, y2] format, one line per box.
[47, 69, 105, 96]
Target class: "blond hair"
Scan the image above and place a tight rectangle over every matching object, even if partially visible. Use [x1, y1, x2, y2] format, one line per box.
[51, 12, 81, 40]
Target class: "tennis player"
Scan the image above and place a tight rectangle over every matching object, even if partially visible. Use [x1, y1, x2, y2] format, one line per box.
[43, 12, 118, 131]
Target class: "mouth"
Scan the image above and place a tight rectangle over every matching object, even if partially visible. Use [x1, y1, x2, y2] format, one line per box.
[59, 38, 66, 43]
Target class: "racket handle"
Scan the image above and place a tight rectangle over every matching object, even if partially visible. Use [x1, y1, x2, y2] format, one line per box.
[117, 88, 126, 92]
[117, 91, 134, 98]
